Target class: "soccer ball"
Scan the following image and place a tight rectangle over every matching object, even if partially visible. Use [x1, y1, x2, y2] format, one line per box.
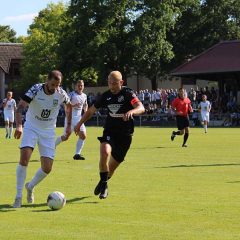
[47, 191, 66, 210]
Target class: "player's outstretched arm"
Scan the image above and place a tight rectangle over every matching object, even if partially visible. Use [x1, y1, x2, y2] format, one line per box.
[14, 99, 28, 139]
[74, 105, 97, 135]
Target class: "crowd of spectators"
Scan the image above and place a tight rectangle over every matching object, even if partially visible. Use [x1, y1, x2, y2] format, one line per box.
[0, 85, 239, 127]
[85, 86, 240, 126]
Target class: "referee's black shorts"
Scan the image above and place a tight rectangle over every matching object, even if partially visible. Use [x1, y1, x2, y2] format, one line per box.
[97, 131, 132, 163]
[176, 115, 190, 130]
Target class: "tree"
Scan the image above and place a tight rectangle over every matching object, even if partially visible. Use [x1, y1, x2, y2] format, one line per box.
[167, 0, 240, 70]
[20, 2, 68, 89]
[59, 0, 137, 86]
[131, 1, 180, 90]
[0, 25, 17, 42]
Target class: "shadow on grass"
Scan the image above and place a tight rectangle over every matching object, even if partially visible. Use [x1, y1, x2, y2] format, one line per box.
[157, 163, 240, 169]
[132, 146, 167, 149]
[0, 196, 98, 212]
[0, 204, 15, 212]
[0, 160, 39, 165]
[226, 181, 240, 184]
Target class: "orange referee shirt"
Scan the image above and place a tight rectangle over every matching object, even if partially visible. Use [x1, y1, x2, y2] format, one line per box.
[171, 97, 192, 117]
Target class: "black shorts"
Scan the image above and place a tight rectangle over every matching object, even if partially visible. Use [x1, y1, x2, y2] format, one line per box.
[97, 131, 132, 163]
[176, 115, 189, 130]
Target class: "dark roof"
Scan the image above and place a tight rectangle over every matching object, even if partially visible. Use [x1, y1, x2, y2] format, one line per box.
[0, 43, 23, 73]
[171, 40, 240, 76]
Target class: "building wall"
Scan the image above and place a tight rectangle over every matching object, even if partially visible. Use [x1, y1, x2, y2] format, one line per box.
[0, 69, 5, 99]
[127, 75, 181, 91]
[84, 75, 182, 94]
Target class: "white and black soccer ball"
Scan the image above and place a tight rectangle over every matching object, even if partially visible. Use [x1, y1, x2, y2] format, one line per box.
[47, 191, 66, 210]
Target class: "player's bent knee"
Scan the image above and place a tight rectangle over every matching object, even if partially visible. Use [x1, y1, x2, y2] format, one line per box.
[61, 135, 69, 141]
[79, 132, 86, 140]
[101, 151, 110, 160]
[19, 160, 28, 166]
[42, 166, 52, 174]
[80, 135, 86, 140]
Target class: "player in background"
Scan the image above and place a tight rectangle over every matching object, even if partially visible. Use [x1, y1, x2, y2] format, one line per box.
[198, 94, 211, 133]
[74, 71, 145, 199]
[55, 80, 88, 160]
[13, 70, 72, 208]
[171, 88, 193, 147]
[3, 91, 16, 139]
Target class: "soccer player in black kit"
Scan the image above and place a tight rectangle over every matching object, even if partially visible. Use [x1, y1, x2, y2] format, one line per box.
[74, 71, 145, 199]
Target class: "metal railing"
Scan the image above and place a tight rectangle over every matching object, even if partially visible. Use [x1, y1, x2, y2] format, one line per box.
[56, 112, 240, 127]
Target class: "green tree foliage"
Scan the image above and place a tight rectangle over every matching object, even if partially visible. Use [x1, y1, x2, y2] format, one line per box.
[131, 1, 182, 89]
[19, 0, 240, 91]
[168, 0, 240, 69]
[59, 0, 137, 86]
[0, 25, 17, 42]
[20, 2, 67, 89]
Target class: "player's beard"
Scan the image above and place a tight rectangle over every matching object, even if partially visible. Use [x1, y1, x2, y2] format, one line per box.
[46, 84, 55, 94]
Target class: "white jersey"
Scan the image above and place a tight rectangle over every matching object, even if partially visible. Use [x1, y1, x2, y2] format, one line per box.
[69, 91, 87, 118]
[199, 101, 211, 113]
[3, 98, 16, 113]
[22, 83, 70, 130]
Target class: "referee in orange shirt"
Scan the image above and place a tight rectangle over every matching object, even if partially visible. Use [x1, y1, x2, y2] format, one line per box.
[171, 88, 193, 147]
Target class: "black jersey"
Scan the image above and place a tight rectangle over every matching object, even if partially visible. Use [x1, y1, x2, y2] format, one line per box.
[94, 87, 140, 135]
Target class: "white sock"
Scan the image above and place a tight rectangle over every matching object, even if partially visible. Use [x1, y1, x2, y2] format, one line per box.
[76, 139, 84, 155]
[16, 164, 27, 198]
[204, 125, 207, 132]
[9, 126, 13, 137]
[55, 136, 62, 147]
[28, 168, 48, 190]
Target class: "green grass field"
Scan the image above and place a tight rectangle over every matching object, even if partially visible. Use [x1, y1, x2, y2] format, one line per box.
[0, 127, 240, 240]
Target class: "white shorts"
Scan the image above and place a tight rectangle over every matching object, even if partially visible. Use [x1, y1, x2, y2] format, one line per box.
[20, 127, 55, 159]
[63, 116, 86, 135]
[4, 111, 14, 122]
[201, 112, 210, 122]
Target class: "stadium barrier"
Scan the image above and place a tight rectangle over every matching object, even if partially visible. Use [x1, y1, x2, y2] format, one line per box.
[56, 112, 239, 127]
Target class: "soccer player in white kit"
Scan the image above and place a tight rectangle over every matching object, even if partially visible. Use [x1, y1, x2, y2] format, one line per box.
[198, 94, 211, 133]
[3, 91, 16, 139]
[13, 70, 72, 208]
[55, 80, 88, 160]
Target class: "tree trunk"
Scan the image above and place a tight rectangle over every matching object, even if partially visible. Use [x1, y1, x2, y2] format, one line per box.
[151, 75, 158, 90]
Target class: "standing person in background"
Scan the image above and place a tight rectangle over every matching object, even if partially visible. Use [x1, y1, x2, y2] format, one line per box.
[198, 94, 211, 133]
[3, 91, 16, 139]
[171, 88, 193, 147]
[13, 70, 72, 208]
[55, 80, 88, 160]
[74, 71, 145, 199]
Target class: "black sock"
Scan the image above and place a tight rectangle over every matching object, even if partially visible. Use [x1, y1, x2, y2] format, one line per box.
[183, 133, 189, 145]
[100, 172, 109, 182]
[174, 131, 181, 135]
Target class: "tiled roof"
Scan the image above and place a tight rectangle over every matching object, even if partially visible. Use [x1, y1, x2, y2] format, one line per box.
[171, 40, 240, 76]
[0, 43, 23, 73]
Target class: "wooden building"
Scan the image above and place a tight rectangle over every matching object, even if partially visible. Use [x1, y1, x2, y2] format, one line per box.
[0, 43, 23, 100]
[171, 40, 240, 100]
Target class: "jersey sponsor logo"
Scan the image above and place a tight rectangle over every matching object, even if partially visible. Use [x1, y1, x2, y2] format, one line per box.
[53, 99, 58, 106]
[41, 109, 51, 118]
[108, 104, 122, 114]
[35, 115, 53, 121]
[109, 113, 124, 118]
[118, 95, 124, 102]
